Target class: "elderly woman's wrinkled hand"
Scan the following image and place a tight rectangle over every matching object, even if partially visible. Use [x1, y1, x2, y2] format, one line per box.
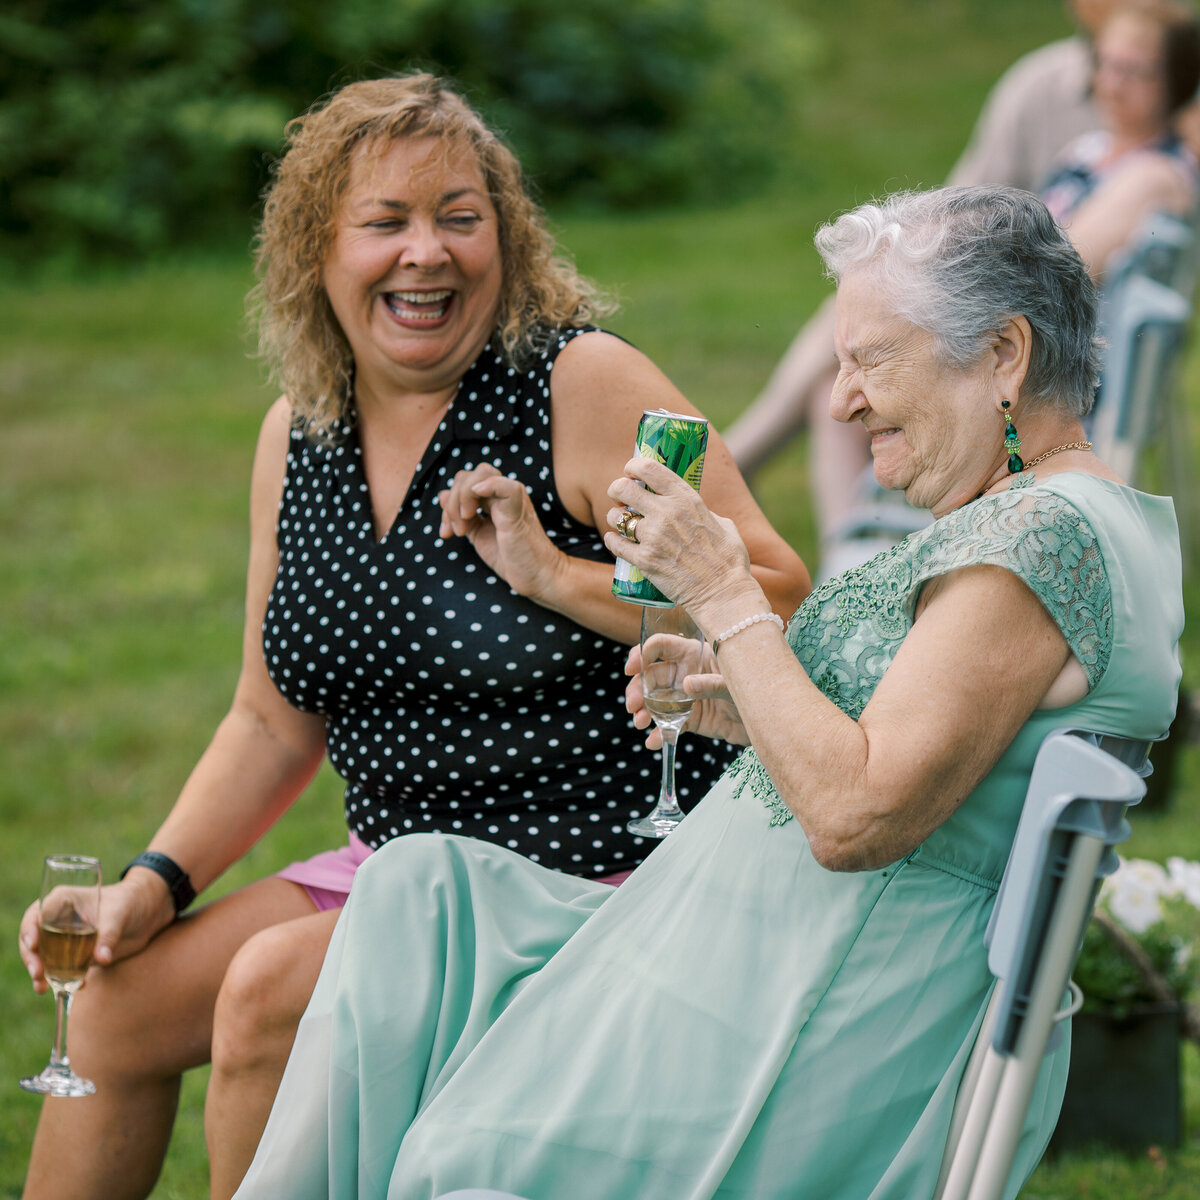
[604, 457, 760, 622]
[438, 464, 565, 601]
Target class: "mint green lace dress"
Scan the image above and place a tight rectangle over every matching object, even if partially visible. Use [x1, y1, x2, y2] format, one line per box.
[236, 475, 1183, 1200]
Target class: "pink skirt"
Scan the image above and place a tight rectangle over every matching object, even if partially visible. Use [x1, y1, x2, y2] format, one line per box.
[279, 832, 631, 911]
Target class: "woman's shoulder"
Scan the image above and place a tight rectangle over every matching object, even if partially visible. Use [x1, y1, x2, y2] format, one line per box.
[1011, 477, 1183, 712]
[514, 322, 611, 358]
[904, 477, 1122, 603]
[249, 396, 300, 529]
[548, 327, 685, 416]
[902, 480, 1114, 685]
[256, 394, 297, 456]
[914, 482, 1086, 566]
[1032, 473, 1182, 580]
[928, 472, 1178, 622]
[260, 394, 356, 476]
[549, 326, 636, 369]
[1023, 471, 1178, 532]
[931, 472, 1168, 548]
[486, 324, 625, 384]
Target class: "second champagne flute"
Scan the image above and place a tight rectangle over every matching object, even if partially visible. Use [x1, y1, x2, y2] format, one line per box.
[19, 854, 102, 1097]
[628, 605, 705, 839]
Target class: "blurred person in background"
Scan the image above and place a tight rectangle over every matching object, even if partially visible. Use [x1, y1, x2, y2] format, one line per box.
[16, 72, 809, 1200]
[1040, 0, 1200, 261]
[947, 0, 1112, 191]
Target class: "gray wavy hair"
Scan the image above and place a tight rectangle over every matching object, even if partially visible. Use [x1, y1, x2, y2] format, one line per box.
[814, 187, 1103, 416]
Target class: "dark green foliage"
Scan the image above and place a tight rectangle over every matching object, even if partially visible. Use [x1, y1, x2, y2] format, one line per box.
[0, 0, 285, 259]
[1074, 920, 1191, 1017]
[0, 0, 815, 263]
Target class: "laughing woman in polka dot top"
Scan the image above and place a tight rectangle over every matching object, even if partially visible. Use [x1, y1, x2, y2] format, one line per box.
[16, 73, 809, 1200]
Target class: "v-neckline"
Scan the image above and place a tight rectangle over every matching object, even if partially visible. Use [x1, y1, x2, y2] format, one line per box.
[339, 339, 525, 545]
[348, 396, 458, 546]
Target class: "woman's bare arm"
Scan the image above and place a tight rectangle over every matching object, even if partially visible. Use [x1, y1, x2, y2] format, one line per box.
[72, 399, 328, 970]
[438, 331, 811, 645]
[1065, 153, 1196, 279]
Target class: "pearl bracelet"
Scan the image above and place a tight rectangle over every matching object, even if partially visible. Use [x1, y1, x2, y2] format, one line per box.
[711, 611, 785, 653]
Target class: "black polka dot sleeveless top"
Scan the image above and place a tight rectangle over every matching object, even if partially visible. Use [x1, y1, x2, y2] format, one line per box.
[263, 328, 731, 877]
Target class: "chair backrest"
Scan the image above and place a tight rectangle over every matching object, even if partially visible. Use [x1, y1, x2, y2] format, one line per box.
[984, 730, 1150, 1056]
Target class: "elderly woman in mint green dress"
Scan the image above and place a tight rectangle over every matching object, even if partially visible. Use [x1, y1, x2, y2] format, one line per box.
[234, 186, 1183, 1200]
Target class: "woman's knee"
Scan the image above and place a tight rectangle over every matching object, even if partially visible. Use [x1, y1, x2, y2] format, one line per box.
[211, 922, 324, 1074]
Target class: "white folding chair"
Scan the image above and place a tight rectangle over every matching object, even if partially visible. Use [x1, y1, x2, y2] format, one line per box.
[934, 729, 1152, 1200]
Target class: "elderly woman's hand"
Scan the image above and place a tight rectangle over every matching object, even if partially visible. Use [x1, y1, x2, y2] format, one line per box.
[624, 643, 749, 751]
[438, 464, 566, 600]
[603, 457, 763, 631]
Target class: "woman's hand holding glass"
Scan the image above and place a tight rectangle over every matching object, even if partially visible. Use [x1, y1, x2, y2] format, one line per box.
[626, 606, 706, 838]
[624, 642, 748, 751]
[20, 866, 178, 998]
[20, 856, 102, 1097]
[608, 454, 775, 836]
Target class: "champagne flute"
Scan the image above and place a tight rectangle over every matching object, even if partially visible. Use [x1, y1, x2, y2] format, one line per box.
[628, 605, 705, 838]
[19, 855, 101, 1097]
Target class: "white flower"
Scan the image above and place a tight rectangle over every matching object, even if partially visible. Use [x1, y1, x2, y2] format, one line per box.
[1166, 857, 1200, 909]
[1102, 858, 1169, 934]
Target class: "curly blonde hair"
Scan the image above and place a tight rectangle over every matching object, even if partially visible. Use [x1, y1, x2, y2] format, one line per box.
[249, 72, 615, 438]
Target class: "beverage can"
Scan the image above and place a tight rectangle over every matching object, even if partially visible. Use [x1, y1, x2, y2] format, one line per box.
[611, 409, 709, 607]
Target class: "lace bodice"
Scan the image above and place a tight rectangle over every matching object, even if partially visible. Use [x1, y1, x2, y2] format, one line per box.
[729, 484, 1114, 826]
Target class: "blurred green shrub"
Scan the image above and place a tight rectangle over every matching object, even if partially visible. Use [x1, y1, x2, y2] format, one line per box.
[0, 0, 816, 263]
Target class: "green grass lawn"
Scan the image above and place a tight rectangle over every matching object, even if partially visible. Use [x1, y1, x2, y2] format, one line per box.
[3, 2, 1199, 1196]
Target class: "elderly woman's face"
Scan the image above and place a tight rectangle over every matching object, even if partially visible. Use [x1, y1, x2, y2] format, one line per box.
[1093, 13, 1169, 138]
[322, 136, 503, 398]
[830, 269, 995, 516]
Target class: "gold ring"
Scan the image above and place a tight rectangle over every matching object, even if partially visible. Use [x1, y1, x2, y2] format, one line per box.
[617, 510, 642, 543]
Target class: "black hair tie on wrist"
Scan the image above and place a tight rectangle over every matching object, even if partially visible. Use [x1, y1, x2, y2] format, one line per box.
[120, 851, 197, 914]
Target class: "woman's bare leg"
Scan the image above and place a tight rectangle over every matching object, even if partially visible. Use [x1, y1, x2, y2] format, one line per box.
[722, 297, 839, 480]
[808, 366, 873, 547]
[21, 876, 319, 1200]
[721, 299, 872, 549]
[206, 908, 341, 1200]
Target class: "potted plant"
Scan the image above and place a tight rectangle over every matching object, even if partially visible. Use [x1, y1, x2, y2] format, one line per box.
[1052, 856, 1200, 1151]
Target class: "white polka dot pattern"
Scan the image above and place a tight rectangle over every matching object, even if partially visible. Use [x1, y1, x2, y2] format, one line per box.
[263, 330, 732, 876]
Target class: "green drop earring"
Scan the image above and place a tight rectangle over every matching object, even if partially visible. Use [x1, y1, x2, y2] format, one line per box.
[1002, 400, 1023, 473]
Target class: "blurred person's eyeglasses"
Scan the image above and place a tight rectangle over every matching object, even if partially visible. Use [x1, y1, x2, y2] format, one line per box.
[1093, 53, 1163, 84]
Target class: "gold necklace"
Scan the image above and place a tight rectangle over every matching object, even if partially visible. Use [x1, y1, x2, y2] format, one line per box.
[1022, 440, 1092, 471]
